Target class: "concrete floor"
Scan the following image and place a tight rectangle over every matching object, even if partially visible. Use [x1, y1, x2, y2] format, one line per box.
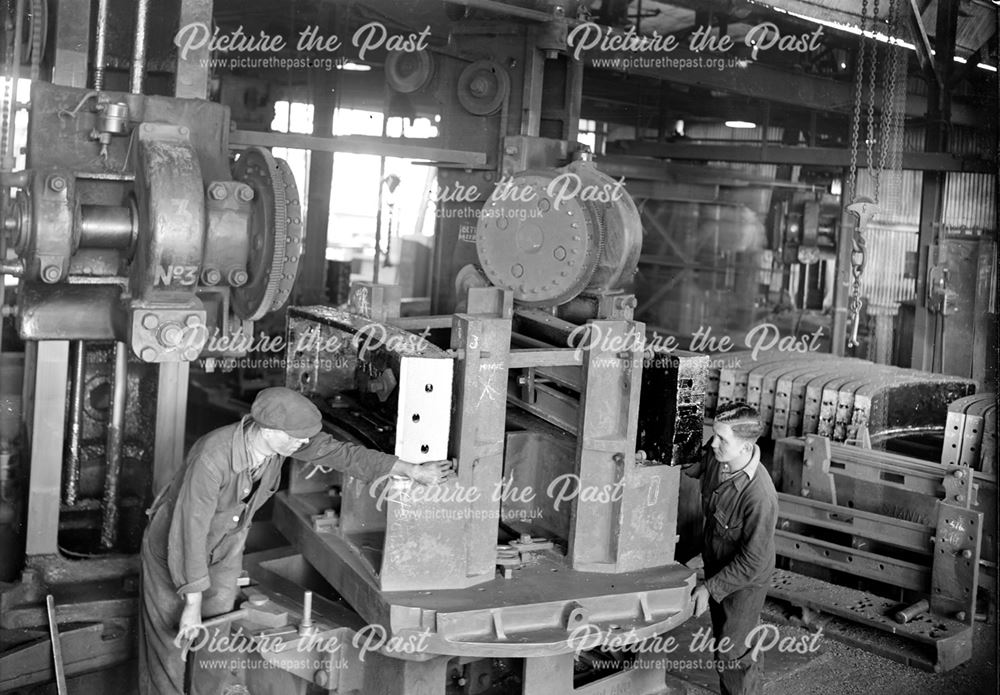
[661, 604, 998, 695]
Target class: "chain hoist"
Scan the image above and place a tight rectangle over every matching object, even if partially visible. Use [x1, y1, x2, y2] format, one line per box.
[845, 0, 899, 349]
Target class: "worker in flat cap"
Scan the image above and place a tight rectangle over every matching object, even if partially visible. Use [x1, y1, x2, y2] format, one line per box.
[138, 386, 454, 695]
[683, 403, 778, 695]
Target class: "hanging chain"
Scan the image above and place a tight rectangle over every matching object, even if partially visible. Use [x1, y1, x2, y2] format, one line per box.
[847, 0, 867, 204]
[846, 0, 878, 348]
[865, 0, 880, 205]
[878, 0, 900, 193]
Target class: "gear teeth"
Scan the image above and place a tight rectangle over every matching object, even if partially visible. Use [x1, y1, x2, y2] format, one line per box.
[230, 148, 303, 320]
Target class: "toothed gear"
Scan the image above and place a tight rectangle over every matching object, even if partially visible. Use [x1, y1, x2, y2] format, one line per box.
[232, 147, 303, 320]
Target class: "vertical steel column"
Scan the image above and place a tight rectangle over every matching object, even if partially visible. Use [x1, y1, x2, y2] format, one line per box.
[100, 342, 127, 548]
[152, 362, 190, 495]
[301, 7, 337, 304]
[173, 0, 213, 99]
[149, 0, 211, 496]
[451, 310, 512, 582]
[62, 341, 86, 505]
[129, 0, 151, 95]
[910, 0, 958, 370]
[520, 31, 544, 137]
[569, 319, 679, 572]
[92, 0, 110, 90]
[51, 0, 91, 88]
[24, 341, 70, 556]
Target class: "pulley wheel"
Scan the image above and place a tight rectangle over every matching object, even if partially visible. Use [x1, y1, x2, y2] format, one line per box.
[386, 51, 435, 93]
[457, 60, 509, 116]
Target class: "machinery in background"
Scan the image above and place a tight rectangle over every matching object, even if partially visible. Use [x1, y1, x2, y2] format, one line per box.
[770, 192, 841, 316]
[0, 0, 303, 689]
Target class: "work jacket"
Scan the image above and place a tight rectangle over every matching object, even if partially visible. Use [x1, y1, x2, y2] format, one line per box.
[144, 416, 398, 596]
[683, 444, 778, 602]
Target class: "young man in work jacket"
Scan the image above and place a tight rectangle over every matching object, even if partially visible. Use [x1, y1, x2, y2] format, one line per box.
[685, 403, 778, 695]
[139, 386, 454, 695]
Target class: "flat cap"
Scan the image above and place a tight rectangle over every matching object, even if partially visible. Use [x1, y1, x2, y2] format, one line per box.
[250, 387, 322, 439]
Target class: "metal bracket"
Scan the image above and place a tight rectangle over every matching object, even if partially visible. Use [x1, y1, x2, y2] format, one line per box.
[930, 502, 982, 624]
[801, 435, 837, 504]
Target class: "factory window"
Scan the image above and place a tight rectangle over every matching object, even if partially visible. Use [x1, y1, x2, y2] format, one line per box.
[270, 100, 314, 224]
[328, 109, 438, 291]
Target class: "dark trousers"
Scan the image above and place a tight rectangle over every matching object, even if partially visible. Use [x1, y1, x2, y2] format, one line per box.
[708, 585, 768, 695]
[138, 534, 244, 695]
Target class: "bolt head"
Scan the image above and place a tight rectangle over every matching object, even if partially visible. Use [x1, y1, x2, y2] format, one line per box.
[158, 322, 183, 347]
[185, 314, 200, 328]
[48, 176, 66, 192]
[313, 669, 329, 688]
[202, 268, 221, 285]
[228, 269, 248, 286]
[41, 265, 61, 282]
[237, 185, 255, 202]
[141, 313, 159, 329]
[140, 347, 157, 362]
[209, 184, 227, 200]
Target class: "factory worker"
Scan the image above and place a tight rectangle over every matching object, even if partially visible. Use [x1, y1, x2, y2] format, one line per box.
[684, 403, 778, 695]
[138, 386, 453, 695]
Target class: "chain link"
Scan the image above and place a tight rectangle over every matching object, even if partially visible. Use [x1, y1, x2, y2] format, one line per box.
[846, 0, 877, 348]
[866, 0, 879, 205]
[878, 0, 900, 185]
[847, 0, 867, 204]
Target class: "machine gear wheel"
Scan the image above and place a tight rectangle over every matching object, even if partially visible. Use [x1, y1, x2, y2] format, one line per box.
[231, 147, 303, 321]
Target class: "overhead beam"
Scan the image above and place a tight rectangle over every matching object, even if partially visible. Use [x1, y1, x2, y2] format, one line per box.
[605, 141, 994, 172]
[229, 130, 487, 166]
[582, 51, 984, 128]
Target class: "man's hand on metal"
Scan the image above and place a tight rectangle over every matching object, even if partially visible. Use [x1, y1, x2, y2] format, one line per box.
[405, 459, 455, 486]
[691, 582, 710, 617]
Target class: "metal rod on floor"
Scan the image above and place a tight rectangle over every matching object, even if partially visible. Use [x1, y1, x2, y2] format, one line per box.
[46, 595, 68, 695]
[100, 341, 127, 548]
